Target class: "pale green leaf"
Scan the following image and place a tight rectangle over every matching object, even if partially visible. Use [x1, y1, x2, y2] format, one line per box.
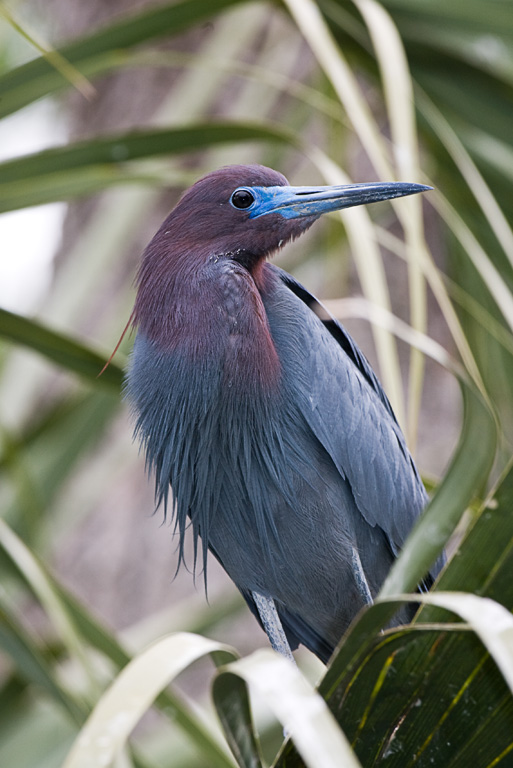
[63, 633, 237, 768]
[214, 650, 362, 768]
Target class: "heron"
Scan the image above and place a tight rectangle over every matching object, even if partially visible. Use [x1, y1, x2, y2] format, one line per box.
[126, 164, 440, 664]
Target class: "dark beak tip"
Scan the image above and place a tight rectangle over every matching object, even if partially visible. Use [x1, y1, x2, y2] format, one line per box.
[403, 183, 433, 194]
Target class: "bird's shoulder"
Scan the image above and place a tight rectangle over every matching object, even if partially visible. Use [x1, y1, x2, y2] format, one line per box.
[267, 265, 396, 420]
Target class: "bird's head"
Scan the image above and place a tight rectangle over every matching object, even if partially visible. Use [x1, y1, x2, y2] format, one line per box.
[143, 164, 430, 275]
[123, 163, 431, 365]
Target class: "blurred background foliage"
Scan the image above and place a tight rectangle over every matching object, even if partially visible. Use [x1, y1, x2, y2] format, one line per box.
[0, 0, 513, 766]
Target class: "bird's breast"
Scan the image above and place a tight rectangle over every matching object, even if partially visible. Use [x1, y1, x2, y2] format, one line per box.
[214, 261, 281, 392]
[137, 258, 282, 395]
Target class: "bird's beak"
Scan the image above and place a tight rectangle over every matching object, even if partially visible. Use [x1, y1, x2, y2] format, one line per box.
[248, 181, 432, 219]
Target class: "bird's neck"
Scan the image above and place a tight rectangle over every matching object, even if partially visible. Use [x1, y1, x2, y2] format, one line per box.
[133, 246, 281, 394]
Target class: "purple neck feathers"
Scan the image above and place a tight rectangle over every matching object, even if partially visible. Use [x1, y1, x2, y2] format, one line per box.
[133, 219, 281, 393]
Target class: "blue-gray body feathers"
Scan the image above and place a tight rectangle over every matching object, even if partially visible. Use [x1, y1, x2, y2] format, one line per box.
[127, 261, 436, 663]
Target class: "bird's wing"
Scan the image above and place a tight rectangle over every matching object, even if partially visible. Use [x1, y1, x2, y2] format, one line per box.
[277, 269, 397, 421]
[270, 266, 429, 557]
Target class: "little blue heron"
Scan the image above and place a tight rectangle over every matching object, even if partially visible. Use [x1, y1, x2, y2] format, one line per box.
[126, 164, 440, 663]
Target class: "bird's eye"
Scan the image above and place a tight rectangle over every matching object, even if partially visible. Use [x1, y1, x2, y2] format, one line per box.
[231, 189, 255, 210]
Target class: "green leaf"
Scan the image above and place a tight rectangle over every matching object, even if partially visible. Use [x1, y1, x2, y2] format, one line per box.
[0, 519, 98, 699]
[277, 462, 513, 767]
[0, 0, 251, 117]
[380, 381, 497, 596]
[2, 391, 120, 542]
[412, 592, 513, 692]
[278, 604, 513, 767]
[33, 581, 239, 768]
[0, 595, 85, 723]
[214, 650, 362, 768]
[62, 633, 237, 768]
[0, 122, 296, 212]
[0, 5, 96, 99]
[0, 695, 77, 768]
[0, 308, 124, 389]
[212, 668, 264, 768]
[419, 457, 513, 609]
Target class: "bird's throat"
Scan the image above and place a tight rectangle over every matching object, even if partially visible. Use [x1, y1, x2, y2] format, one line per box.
[134, 257, 281, 394]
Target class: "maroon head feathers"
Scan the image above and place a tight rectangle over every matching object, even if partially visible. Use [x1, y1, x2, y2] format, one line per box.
[136, 164, 317, 285]
[132, 165, 318, 345]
